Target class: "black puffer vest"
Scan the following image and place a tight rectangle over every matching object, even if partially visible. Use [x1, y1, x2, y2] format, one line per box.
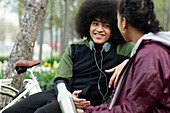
[70, 44, 129, 105]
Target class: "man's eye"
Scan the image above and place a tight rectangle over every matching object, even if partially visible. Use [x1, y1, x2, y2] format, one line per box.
[104, 24, 110, 28]
[93, 22, 98, 26]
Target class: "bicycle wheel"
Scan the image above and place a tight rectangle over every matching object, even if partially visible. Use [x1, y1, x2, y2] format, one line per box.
[0, 85, 19, 110]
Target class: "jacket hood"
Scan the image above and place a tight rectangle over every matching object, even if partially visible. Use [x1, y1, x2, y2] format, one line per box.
[131, 31, 170, 57]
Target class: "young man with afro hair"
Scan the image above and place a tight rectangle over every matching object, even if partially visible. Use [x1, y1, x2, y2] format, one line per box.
[3, 0, 134, 113]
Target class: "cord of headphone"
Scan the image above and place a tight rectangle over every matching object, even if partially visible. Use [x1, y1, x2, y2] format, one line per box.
[93, 49, 108, 103]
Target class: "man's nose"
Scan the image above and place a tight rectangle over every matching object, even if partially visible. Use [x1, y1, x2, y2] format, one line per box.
[97, 24, 104, 31]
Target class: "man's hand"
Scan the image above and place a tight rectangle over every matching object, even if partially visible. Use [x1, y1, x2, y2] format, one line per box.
[105, 59, 129, 88]
[72, 90, 91, 109]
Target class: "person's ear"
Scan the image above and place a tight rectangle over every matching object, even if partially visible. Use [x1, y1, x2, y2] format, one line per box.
[122, 17, 128, 33]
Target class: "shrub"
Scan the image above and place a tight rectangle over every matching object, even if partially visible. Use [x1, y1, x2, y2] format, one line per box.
[43, 55, 60, 66]
[0, 56, 8, 63]
[25, 61, 59, 90]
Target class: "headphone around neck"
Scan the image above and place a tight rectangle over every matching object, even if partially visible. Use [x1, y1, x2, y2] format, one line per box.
[89, 39, 111, 103]
[89, 40, 111, 52]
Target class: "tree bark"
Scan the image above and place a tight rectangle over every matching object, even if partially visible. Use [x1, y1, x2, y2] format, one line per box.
[2, 0, 49, 90]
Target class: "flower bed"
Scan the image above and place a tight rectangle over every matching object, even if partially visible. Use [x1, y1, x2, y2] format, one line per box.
[0, 60, 59, 91]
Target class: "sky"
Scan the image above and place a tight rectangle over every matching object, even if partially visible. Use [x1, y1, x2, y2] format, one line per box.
[0, 1, 19, 26]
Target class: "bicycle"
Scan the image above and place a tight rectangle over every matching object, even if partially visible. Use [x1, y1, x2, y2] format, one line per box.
[0, 60, 42, 113]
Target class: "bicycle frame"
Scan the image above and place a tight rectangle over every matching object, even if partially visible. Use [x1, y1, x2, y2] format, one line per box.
[0, 68, 42, 113]
[25, 68, 42, 95]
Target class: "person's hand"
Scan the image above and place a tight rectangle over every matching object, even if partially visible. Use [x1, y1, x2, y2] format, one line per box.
[72, 90, 91, 108]
[77, 108, 84, 113]
[105, 59, 129, 88]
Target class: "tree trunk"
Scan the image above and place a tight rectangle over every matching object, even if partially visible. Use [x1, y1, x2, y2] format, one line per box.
[39, 19, 45, 61]
[50, 7, 54, 59]
[50, 0, 55, 59]
[2, 0, 49, 90]
[61, 0, 70, 58]
[18, 0, 22, 26]
[164, 0, 169, 30]
[55, 29, 58, 51]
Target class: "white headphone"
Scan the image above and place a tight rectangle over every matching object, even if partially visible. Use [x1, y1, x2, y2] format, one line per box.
[89, 40, 111, 52]
[89, 39, 110, 103]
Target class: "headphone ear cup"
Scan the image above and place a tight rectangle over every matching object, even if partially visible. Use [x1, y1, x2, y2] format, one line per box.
[89, 40, 95, 51]
[102, 42, 111, 52]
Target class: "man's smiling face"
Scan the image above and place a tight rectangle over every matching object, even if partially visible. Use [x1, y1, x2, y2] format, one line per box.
[90, 18, 111, 44]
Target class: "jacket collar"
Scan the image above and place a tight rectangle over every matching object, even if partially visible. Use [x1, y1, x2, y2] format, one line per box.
[131, 31, 170, 57]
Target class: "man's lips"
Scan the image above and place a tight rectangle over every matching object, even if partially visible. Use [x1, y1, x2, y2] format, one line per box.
[94, 33, 105, 38]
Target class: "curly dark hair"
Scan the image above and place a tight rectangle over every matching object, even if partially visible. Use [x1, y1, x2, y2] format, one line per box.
[118, 0, 162, 34]
[75, 0, 125, 44]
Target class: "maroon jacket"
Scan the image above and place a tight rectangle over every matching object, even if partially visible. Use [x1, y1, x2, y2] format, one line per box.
[84, 40, 170, 113]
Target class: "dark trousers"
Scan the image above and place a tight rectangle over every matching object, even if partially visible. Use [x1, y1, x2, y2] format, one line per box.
[2, 88, 62, 113]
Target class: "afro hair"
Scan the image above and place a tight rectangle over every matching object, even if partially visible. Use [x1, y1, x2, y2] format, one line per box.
[75, 0, 125, 44]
